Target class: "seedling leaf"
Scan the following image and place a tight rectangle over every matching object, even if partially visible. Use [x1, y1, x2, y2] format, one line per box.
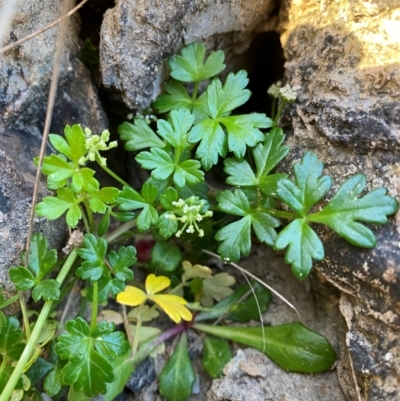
[202, 336, 232, 378]
[159, 332, 195, 401]
[193, 322, 336, 374]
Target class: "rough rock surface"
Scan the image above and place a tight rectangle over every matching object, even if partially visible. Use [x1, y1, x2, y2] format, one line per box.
[209, 348, 343, 401]
[99, 0, 278, 109]
[0, 0, 108, 292]
[0, 132, 65, 310]
[279, 1, 400, 399]
[0, 0, 107, 133]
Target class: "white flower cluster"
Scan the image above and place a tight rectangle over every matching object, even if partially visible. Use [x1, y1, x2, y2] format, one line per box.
[267, 81, 282, 98]
[279, 84, 297, 103]
[267, 81, 297, 103]
[79, 128, 118, 167]
[165, 196, 213, 238]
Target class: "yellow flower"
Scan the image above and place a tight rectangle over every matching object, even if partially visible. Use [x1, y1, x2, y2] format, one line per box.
[117, 274, 192, 323]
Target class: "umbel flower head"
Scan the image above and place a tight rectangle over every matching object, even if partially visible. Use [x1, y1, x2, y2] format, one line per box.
[116, 274, 192, 323]
[79, 127, 118, 167]
[164, 196, 213, 238]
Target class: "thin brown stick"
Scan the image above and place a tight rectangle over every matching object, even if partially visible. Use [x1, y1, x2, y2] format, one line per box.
[0, 0, 89, 55]
[25, 0, 72, 265]
[348, 346, 363, 401]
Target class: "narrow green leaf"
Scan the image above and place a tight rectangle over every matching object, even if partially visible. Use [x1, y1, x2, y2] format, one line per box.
[49, 134, 72, 160]
[98, 210, 111, 237]
[196, 281, 271, 322]
[193, 322, 336, 374]
[274, 219, 324, 279]
[159, 332, 195, 401]
[309, 174, 399, 247]
[64, 124, 87, 164]
[118, 119, 165, 151]
[202, 336, 232, 378]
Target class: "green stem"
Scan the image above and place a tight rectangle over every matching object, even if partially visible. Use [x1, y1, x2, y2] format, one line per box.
[105, 219, 137, 243]
[273, 100, 287, 126]
[90, 281, 99, 332]
[0, 293, 21, 309]
[260, 208, 300, 220]
[95, 152, 131, 188]
[83, 199, 95, 233]
[0, 248, 79, 401]
[131, 316, 142, 357]
[1, 355, 7, 370]
[79, 205, 91, 233]
[19, 295, 31, 340]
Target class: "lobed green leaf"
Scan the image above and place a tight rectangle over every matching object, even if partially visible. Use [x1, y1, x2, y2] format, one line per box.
[168, 42, 225, 82]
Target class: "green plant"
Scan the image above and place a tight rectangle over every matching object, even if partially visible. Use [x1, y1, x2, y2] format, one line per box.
[0, 42, 397, 401]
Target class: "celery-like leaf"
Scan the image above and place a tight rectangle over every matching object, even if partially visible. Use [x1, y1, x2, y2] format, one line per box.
[107, 246, 136, 281]
[309, 174, 399, 247]
[274, 219, 324, 279]
[157, 109, 194, 149]
[36, 187, 82, 227]
[55, 318, 129, 398]
[117, 184, 159, 231]
[215, 189, 280, 261]
[168, 42, 225, 82]
[159, 332, 195, 401]
[188, 71, 272, 169]
[224, 127, 289, 195]
[9, 234, 60, 300]
[88, 187, 119, 214]
[275, 151, 399, 278]
[202, 336, 232, 378]
[77, 234, 107, 281]
[153, 81, 209, 122]
[118, 119, 165, 151]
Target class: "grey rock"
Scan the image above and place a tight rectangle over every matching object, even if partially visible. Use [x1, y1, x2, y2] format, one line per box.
[0, 127, 66, 311]
[99, 0, 277, 110]
[279, 0, 400, 399]
[209, 348, 344, 401]
[0, 0, 108, 295]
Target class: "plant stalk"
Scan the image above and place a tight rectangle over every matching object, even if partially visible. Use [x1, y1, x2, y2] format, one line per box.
[95, 152, 131, 188]
[0, 247, 79, 401]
